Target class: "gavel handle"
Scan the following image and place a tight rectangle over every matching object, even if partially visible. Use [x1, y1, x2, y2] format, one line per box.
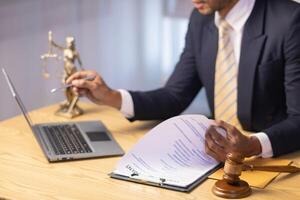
[242, 164, 300, 173]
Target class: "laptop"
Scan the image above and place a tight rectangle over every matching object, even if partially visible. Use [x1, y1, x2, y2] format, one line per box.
[2, 68, 124, 162]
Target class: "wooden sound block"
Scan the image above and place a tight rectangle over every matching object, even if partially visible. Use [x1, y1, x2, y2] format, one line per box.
[212, 179, 251, 199]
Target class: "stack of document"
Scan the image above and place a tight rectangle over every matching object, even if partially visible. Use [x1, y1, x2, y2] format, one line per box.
[110, 115, 222, 191]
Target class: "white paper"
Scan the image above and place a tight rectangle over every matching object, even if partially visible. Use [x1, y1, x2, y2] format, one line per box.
[113, 115, 222, 187]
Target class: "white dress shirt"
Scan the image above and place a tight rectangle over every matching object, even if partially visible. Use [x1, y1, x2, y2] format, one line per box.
[118, 0, 273, 158]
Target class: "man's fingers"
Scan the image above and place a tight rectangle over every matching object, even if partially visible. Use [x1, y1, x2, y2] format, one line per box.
[216, 120, 238, 137]
[205, 141, 225, 162]
[66, 70, 96, 84]
[72, 87, 88, 97]
[78, 89, 88, 97]
[216, 120, 231, 129]
[205, 131, 225, 151]
[205, 131, 226, 161]
[66, 71, 85, 84]
[207, 126, 227, 148]
[72, 87, 79, 95]
[72, 78, 97, 91]
[205, 141, 219, 160]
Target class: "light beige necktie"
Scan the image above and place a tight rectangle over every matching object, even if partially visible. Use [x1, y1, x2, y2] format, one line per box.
[214, 19, 243, 131]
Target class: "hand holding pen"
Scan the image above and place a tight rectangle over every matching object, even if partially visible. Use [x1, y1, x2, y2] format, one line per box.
[51, 75, 96, 93]
[65, 70, 122, 109]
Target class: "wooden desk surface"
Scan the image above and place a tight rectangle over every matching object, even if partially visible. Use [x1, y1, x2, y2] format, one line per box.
[0, 103, 299, 200]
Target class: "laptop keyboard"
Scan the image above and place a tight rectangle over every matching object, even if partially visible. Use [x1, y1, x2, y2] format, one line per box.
[42, 124, 93, 155]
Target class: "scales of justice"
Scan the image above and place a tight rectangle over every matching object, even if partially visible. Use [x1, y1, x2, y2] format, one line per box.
[41, 31, 84, 118]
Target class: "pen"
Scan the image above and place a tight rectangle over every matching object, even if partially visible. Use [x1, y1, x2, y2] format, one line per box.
[50, 75, 96, 93]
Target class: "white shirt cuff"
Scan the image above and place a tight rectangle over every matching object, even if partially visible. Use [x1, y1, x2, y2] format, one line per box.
[117, 89, 135, 119]
[252, 132, 273, 158]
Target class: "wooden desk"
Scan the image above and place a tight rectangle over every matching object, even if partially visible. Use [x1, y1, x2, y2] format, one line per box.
[0, 103, 299, 200]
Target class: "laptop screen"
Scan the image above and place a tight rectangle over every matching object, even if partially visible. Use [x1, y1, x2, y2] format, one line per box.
[2, 68, 34, 130]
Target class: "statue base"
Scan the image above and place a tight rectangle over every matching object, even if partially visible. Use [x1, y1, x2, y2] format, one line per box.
[55, 103, 83, 119]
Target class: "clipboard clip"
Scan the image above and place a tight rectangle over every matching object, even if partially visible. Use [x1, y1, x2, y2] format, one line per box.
[130, 172, 166, 186]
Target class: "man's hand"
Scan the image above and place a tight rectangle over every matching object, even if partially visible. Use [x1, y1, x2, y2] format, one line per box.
[66, 70, 122, 109]
[205, 120, 262, 162]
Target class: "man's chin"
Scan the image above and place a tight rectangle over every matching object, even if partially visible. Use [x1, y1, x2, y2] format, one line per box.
[197, 8, 214, 15]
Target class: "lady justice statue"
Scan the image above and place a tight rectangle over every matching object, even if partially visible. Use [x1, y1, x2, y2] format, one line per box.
[41, 31, 84, 118]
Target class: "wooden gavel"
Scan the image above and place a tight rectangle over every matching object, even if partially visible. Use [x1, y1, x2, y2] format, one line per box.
[212, 152, 300, 199]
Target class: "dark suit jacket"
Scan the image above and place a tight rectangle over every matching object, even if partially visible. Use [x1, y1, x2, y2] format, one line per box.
[129, 0, 300, 157]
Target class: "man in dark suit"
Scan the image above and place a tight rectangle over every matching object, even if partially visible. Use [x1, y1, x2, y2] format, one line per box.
[67, 0, 300, 162]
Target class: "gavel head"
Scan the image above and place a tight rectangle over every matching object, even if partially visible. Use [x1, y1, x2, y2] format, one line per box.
[223, 152, 245, 184]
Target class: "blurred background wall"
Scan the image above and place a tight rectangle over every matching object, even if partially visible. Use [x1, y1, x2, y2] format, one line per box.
[0, 0, 211, 121]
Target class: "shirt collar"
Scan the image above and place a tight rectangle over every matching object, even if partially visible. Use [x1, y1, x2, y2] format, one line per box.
[215, 0, 256, 32]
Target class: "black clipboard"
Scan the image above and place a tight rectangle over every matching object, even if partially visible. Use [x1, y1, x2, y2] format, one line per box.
[109, 163, 222, 192]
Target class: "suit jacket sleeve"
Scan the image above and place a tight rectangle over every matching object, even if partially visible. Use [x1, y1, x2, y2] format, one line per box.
[129, 10, 202, 121]
[264, 8, 300, 157]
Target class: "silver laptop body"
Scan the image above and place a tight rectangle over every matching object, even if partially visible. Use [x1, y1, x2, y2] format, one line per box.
[2, 68, 124, 162]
